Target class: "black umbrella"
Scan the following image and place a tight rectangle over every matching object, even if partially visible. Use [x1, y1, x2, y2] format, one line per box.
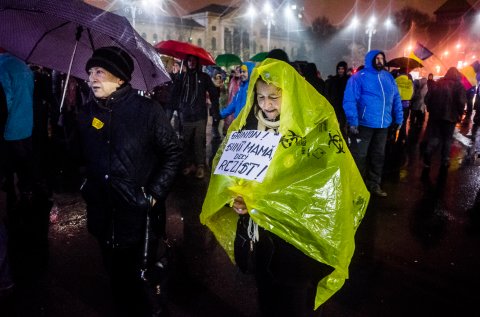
[386, 57, 423, 69]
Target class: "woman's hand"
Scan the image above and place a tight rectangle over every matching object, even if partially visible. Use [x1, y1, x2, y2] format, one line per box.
[233, 196, 248, 215]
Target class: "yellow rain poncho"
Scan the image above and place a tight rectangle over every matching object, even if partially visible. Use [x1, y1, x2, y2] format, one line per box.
[200, 59, 370, 308]
[395, 74, 414, 101]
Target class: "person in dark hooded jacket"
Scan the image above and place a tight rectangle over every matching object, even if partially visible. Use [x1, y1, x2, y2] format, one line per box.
[172, 54, 220, 179]
[423, 67, 466, 169]
[77, 46, 182, 317]
[302, 62, 325, 96]
[325, 61, 350, 139]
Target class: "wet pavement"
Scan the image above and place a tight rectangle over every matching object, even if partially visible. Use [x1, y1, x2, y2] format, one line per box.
[1, 117, 480, 317]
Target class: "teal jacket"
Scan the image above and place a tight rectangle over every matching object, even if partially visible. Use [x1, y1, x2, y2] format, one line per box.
[0, 53, 34, 140]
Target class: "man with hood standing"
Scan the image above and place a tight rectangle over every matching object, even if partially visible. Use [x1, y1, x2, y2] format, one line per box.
[219, 61, 255, 121]
[172, 54, 220, 179]
[343, 50, 403, 197]
[78, 46, 182, 316]
[326, 61, 350, 139]
[423, 67, 466, 170]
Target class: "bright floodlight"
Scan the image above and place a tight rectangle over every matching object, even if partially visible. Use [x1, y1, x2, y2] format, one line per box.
[284, 5, 293, 18]
[350, 16, 359, 28]
[263, 2, 273, 15]
[247, 4, 256, 17]
[456, 43, 461, 49]
[141, 0, 156, 7]
[367, 16, 376, 28]
[384, 18, 392, 28]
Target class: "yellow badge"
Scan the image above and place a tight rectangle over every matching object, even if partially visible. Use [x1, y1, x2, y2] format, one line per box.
[92, 117, 104, 130]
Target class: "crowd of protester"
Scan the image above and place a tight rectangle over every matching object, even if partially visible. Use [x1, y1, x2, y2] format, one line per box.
[0, 43, 477, 316]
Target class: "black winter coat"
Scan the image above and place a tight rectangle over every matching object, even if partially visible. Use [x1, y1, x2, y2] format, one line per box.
[77, 85, 182, 248]
[425, 76, 466, 123]
[325, 75, 349, 129]
[172, 69, 219, 122]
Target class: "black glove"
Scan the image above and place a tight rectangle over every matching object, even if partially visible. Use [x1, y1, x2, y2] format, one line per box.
[349, 125, 359, 135]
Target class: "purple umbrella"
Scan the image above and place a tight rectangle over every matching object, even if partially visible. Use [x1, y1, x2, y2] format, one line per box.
[0, 0, 170, 110]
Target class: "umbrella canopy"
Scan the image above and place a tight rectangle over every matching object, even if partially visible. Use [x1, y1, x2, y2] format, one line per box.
[215, 53, 242, 68]
[249, 52, 268, 62]
[386, 57, 423, 70]
[0, 0, 169, 92]
[155, 40, 215, 66]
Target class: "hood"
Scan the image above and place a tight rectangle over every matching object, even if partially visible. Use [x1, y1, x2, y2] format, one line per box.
[444, 67, 460, 81]
[336, 61, 347, 75]
[185, 54, 201, 72]
[241, 61, 255, 84]
[364, 50, 385, 71]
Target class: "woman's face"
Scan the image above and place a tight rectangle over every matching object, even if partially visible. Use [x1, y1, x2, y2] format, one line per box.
[214, 74, 223, 86]
[256, 80, 282, 120]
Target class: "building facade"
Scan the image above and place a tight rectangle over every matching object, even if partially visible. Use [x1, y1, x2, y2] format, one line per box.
[105, 2, 312, 63]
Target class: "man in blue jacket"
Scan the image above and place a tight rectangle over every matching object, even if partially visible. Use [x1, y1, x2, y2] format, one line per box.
[343, 50, 403, 197]
[220, 61, 255, 120]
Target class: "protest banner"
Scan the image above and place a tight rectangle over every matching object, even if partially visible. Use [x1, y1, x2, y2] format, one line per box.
[214, 130, 282, 182]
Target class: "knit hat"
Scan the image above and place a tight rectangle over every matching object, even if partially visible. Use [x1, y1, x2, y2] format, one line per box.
[85, 46, 134, 82]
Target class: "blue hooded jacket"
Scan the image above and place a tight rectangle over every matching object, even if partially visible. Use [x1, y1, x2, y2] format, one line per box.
[220, 61, 255, 119]
[343, 50, 403, 128]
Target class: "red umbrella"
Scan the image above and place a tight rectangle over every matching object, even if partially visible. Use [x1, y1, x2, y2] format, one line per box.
[154, 40, 215, 66]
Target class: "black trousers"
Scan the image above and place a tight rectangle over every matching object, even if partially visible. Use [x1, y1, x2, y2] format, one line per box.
[424, 119, 456, 166]
[100, 244, 150, 317]
[349, 127, 388, 190]
[253, 228, 333, 317]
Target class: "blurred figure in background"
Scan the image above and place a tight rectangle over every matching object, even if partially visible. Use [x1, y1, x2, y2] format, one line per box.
[172, 54, 220, 179]
[326, 61, 350, 139]
[423, 67, 466, 171]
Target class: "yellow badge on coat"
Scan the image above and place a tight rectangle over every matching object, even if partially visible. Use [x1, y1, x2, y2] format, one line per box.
[92, 117, 104, 130]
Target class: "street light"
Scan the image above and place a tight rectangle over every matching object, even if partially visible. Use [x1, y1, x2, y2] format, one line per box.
[123, 0, 143, 29]
[366, 16, 377, 51]
[123, 0, 159, 29]
[283, 3, 296, 51]
[263, 2, 274, 51]
[247, 4, 257, 54]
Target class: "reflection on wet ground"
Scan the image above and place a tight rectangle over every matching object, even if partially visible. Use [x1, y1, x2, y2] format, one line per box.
[1, 116, 480, 317]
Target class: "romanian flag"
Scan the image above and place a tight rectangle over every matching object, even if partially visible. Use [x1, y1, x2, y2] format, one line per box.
[460, 60, 480, 90]
[408, 42, 434, 65]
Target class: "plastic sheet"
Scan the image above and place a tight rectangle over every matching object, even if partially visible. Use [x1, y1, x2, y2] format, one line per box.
[201, 58, 370, 308]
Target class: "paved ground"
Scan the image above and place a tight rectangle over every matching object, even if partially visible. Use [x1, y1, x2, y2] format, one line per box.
[1, 116, 480, 317]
